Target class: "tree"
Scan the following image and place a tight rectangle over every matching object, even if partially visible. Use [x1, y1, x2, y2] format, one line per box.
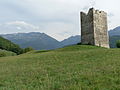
[23, 47, 34, 53]
[116, 40, 120, 48]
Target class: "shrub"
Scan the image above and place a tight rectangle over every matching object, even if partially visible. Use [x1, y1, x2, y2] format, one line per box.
[8, 46, 23, 55]
[77, 42, 81, 45]
[116, 40, 120, 48]
[23, 47, 34, 53]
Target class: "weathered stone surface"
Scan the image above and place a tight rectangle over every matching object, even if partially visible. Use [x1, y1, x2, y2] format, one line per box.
[80, 8, 109, 48]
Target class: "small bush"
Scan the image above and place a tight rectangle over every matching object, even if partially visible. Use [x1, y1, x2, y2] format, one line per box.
[77, 42, 81, 45]
[23, 47, 34, 53]
[116, 40, 120, 48]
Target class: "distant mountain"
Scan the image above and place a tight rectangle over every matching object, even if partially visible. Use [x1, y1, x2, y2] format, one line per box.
[2, 26, 120, 50]
[109, 26, 120, 36]
[1, 32, 61, 50]
[109, 35, 120, 48]
[61, 35, 81, 47]
[1, 32, 81, 50]
[108, 26, 120, 48]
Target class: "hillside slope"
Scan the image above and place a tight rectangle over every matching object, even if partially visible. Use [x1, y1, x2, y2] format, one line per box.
[0, 45, 120, 89]
[0, 36, 22, 54]
[109, 35, 120, 48]
[109, 26, 120, 36]
[61, 35, 81, 46]
[1, 32, 61, 50]
[0, 49, 16, 57]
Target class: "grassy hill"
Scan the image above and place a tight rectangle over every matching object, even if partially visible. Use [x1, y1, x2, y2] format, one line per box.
[0, 45, 120, 89]
[0, 49, 16, 57]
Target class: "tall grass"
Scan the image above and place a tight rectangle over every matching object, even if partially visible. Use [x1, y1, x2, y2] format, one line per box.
[0, 45, 119, 89]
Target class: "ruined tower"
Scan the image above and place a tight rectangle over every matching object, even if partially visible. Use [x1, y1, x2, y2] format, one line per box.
[80, 8, 109, 48]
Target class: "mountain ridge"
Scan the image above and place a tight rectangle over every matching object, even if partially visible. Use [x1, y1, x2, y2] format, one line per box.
[1, 26, 120, 49]
[1, 32, 61, 50]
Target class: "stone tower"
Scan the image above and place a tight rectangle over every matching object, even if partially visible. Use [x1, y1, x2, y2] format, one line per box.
[80, 8, 109, 48]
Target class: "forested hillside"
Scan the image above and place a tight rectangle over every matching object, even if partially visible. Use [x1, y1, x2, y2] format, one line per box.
[0, 36, 22, 54]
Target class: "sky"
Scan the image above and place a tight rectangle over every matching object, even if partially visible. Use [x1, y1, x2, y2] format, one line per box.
[0, 0, 120, 41]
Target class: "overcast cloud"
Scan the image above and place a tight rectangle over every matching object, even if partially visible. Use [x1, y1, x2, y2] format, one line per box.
[0, 0, 120, 40]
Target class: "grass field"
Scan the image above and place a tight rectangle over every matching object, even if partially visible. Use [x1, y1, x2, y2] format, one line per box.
[0, 45, 120, 90]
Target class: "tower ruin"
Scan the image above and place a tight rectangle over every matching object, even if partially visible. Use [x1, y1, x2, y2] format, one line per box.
[80, 8, 109, 48]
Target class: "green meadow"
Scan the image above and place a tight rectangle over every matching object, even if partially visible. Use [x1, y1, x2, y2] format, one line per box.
[0, 45, 120, 90]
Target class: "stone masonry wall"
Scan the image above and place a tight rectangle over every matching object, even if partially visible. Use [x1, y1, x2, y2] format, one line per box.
[81, 8, 94, 45]
[80, 8, 109, 48]
[93, 10, 109, 48]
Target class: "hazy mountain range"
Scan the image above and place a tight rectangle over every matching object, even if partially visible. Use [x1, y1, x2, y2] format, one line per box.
[1, 32, 80, 50]
[1, 26, 120, 50]
[108, 26, 120, 48]
[109, 26, 120, 36]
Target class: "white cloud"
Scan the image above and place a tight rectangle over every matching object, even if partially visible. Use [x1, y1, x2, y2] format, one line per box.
[16, 27, 21, 30]
[0, 21, 43, 35]
[6, 21, 40, 30]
